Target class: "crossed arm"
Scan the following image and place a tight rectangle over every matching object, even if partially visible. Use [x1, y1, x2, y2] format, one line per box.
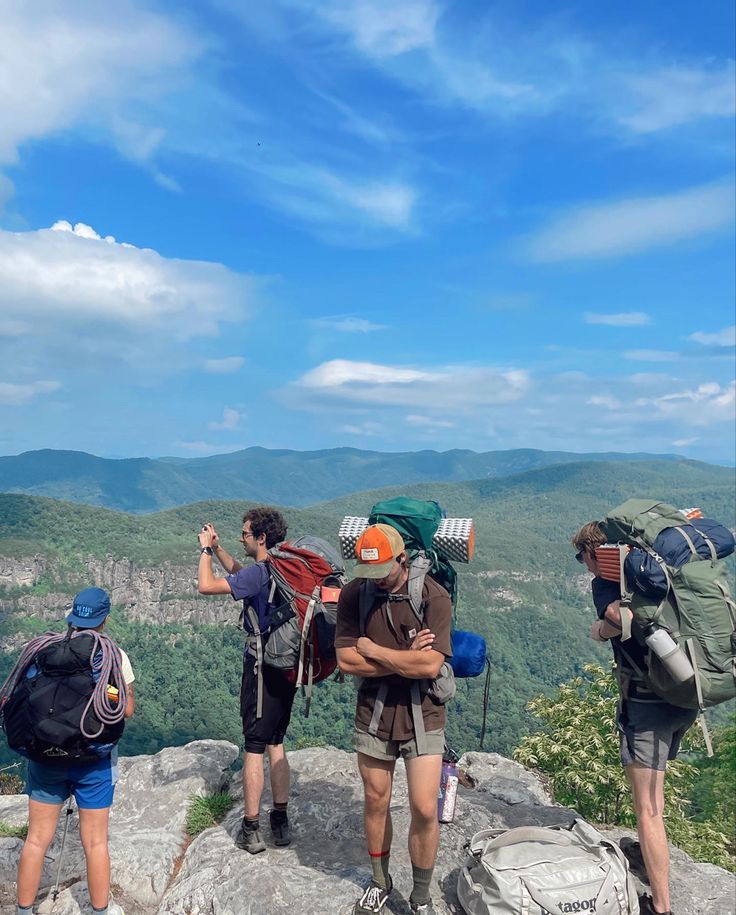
[337, 629, 446, 680]
[591, 599, 633, 641]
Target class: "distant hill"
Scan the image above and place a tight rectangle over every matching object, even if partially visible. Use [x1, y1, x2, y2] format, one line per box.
[0, 446, 692, 512]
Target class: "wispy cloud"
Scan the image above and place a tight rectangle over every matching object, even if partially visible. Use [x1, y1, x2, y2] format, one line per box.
[526, 181, 735, 262]
[312, 316, 388, 333]
[584, 312, 651, 327]
[635, 381, 735, 427]
[623, 350, 680, 362]
[688, 325, 736, 347]
[616, 62, 736, 134]
[0, 380, 60, 406]
[204, 356, 246, 374]
[405, 414, 454, 428]
[314, 0, 439, 58]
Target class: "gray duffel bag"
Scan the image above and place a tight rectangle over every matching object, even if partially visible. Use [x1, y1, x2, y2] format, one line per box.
[457, 819, 639, 915]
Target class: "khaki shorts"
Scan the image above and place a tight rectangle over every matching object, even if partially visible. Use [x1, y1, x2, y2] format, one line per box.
[354, 727, 445, 760]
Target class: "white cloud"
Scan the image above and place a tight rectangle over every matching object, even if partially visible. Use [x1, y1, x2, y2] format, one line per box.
[343, 421, 382, 436]
[0, 222, 257, 339]
[617, 63, 736, 133]
[688, 325, 736, 347]
[672, 437, 698, 447]
[0, 380, 60, 406]
[312, 316, 388, 333]
[316, 0, 439, 58]
[204, 357, 246, 374]
[584, 312, 651, 327]
[208, 407, 243, 431]
[623, 350, 679, 362]
[636, 381, 735, 427]
[405, 414, 454, 428]
[587, 395, 622, 410]
[0, 1, 203, 171]
[295, 359, 529, 408]
[526, 181, 735, 262]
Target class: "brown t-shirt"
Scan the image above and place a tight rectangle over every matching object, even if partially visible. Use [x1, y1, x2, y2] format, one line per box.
[335, 575, 453, 741]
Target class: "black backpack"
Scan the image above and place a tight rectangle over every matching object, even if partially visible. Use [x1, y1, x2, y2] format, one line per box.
[1, 630, 127, 764]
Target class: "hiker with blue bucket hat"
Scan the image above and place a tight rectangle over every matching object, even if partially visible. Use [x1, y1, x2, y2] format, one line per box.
[0, 587, 135, 915]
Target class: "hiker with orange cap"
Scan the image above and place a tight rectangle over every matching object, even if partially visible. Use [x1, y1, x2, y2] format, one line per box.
[335, 524, 452, 915]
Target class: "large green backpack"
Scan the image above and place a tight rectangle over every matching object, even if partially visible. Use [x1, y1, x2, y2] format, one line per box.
[600, 499, 736, 712]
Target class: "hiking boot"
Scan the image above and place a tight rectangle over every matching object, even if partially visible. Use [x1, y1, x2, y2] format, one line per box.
[639, 895, 672, 915]
[235, 821, 266, 854]
[269, 809, 292, 847]
[108, 903, 126, 915]
[353, 878, 392, 914]
[410, 902, 434, 914]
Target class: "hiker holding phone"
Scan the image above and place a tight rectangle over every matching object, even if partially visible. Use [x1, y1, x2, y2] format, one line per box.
[197, 508, 296, 854]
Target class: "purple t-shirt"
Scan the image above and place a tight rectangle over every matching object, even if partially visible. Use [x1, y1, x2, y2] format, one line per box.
[226, 562, 271, 633]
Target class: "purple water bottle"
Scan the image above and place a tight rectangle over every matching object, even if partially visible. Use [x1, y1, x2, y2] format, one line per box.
[438, 757, 459, 823]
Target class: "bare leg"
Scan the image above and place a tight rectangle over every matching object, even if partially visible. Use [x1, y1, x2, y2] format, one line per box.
[242, 751, 265, 820]
[266, 744, 289, 806]
[78, 807, 111, 910]
[626, 763, 670, 913]
[16, 800, 63, 908]
[357, 753, 395, 857]
[404, 754, 442, 869]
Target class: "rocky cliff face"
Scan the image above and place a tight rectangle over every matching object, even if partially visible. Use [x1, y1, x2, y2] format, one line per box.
[0, 743, 732, 915]
[0, 556, 232, 626]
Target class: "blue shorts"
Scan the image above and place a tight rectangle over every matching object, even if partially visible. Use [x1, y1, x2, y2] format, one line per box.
[25, 751, 118, 810]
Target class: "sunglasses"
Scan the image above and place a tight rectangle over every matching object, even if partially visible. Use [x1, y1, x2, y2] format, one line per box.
[239, 529, 257, 542]
[575, 549, 586, 563]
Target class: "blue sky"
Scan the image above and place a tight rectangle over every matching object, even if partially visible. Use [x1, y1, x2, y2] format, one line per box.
[1, 0, 734, 463]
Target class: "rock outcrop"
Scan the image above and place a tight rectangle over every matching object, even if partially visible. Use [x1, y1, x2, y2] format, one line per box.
[0, 557, 231, 627]
[0, 744, 733, 914]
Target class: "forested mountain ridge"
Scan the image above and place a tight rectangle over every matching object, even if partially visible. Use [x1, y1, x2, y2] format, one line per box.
[0, 458, 733, 763]
[0, 445, 692, 512]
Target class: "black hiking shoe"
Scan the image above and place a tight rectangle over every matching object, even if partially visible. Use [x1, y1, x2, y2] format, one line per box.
[410, 902, 435, 914]
[235, 821, 266, 854]
[639, 894, 672, 915]
[269, 809, 292, 847]
[353, 877, 393, 914]
[620, 837, 649, 883]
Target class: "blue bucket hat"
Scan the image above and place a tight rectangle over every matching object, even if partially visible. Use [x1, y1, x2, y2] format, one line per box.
[67, 587, 111, 629]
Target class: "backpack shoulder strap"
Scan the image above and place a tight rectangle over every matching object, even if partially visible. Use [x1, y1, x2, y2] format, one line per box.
[359, 580, 376, 636]
[407, 554, 432, 625]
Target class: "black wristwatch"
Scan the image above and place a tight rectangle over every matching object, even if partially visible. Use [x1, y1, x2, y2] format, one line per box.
[200, 546, 213, 555]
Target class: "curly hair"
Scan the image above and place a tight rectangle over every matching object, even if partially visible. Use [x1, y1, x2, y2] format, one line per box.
[243, 507, 288, 549]
[571, 521, 607, 554]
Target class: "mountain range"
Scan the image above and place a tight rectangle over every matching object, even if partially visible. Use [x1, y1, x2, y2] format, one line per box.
[0, 446, 691, 512]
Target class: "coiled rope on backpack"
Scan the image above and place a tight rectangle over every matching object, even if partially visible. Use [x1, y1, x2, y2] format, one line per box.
[0, 629, 127, 737]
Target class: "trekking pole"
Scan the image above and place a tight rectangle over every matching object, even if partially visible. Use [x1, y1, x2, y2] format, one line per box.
[50, 797, 75, 905]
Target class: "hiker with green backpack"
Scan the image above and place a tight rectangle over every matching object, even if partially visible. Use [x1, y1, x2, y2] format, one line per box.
[336, 515, 454, 915]
[572, 499, 736, 915]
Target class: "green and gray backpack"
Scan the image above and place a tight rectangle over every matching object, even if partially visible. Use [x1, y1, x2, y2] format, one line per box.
[600, 499, 736, 717]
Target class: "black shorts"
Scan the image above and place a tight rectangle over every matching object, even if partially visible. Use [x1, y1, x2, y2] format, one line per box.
[240, 652, 297, 754]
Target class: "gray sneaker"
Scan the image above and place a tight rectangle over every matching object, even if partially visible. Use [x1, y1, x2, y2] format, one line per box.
[235, 822, 266, 854]
[354, 878, 392, 914]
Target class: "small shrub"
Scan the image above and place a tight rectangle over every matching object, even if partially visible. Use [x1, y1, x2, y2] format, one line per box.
[0, 772, 24, 795]
[0, 821, 28, 839]
[185, 792, 234, 838]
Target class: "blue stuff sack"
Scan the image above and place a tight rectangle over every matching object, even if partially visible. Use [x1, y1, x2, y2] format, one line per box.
[450, 630, 487, 678]
[624, 518, 735, 600]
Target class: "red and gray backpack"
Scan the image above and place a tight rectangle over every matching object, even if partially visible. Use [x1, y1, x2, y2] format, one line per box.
[245, 535, 345, 717]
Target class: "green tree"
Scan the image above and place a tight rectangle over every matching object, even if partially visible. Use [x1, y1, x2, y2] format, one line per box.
[514, 664, 734, 871]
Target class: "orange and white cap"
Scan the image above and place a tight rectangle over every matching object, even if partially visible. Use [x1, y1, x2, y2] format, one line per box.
[353, 524, 405, 578]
